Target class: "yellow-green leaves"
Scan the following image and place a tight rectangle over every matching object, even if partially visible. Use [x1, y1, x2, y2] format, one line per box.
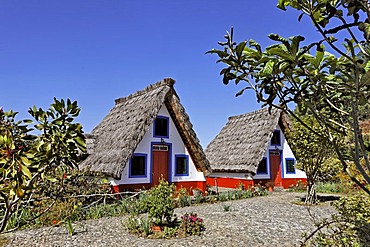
[20, 164, 32, 179]
[0, 98, 86, 232]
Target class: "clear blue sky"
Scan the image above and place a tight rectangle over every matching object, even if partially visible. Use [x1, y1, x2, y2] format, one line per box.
[0, 1, 318, 147]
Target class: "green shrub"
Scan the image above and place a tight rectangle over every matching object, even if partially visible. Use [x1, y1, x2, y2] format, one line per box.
[130, 192, 150, 215]
[315, 182, 345, 194]
[218, 192, 228, 202]
[125, 215, 141, 235]
[161, 225, 178, 238]
[125, 215, 154, 237]
[222, 203, 231, 212]
[241, 189, 253, 199]
[303, 193, 370, 246]
[177, 188, 191, 207]
[146, 179, 176, 225]
[193, 194, 203, 204]
[139, 216, 152, 237]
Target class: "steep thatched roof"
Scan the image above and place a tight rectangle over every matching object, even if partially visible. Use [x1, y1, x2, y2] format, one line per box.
[79, 78, 211, 179]
[205, 107, 289, 174]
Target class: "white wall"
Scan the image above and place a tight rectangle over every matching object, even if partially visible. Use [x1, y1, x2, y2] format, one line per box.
[253, 125, 306, 180]
[110, 104, 205, 186]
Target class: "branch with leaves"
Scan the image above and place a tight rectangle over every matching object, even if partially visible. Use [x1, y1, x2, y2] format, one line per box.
[208, 0, 370, 196]
[0, 98, 86, 232]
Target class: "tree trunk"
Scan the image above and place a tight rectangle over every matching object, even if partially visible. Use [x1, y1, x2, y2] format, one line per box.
[305, 182, 317, 205]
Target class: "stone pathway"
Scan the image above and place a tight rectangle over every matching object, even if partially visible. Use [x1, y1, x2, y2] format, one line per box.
[3, 192, 335, 247]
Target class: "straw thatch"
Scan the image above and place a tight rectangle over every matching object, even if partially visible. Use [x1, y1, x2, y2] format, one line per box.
[205, 107, 289, 174]
[79, 78, 211, 179]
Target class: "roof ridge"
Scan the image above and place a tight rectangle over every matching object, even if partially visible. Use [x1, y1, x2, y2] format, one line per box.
[228, 107, 280, 121]
[115, 78, 175, 105]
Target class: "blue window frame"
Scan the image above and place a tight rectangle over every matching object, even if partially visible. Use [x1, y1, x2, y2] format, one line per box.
[271, 130, 281, 146]
[129, 153, 147, 178]
[257, 157, 268, 174]
[154, 116, 169, 138]
[175, 154, 189, 176]
[285, 158, 296, 174]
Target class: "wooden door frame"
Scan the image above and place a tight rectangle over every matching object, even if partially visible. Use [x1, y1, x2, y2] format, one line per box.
[150, 142, 172, 184]
[269, 149, 282, 186]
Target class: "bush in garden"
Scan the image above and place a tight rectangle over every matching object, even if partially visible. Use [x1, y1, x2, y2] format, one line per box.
[130, 192, 150, 215]
[3, 169, 114, 230]
[176, 187, 191, 207]
[146, 179, 176, 226]
[179, 213, 205, 237]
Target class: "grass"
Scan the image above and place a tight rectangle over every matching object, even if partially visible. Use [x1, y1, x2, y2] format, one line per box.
[288, 181, 347, 194]
[315, 182, 345, 194]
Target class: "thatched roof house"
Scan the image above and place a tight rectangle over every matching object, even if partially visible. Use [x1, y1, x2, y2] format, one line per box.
[80, 78, 211, 181]
[205, 107, 288, 174]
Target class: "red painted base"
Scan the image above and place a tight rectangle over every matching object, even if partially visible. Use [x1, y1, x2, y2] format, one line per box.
[206, 177, 307, 189]
[206, 177, 254, 189]
[112, 181, 207, 194]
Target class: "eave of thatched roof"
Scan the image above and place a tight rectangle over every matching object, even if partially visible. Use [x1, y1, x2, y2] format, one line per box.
[79, 78, 211, 179]
[205, 107, 287, 174]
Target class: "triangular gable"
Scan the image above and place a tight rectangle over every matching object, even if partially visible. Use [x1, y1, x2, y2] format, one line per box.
[80, 78, 211, 179]
[205, 107, 284, 173]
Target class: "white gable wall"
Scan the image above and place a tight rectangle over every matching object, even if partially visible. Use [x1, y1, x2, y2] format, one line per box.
[110, 104, 205, 185]
[253, 125, 306, 180]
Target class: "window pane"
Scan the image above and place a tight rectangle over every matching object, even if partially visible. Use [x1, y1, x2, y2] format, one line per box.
[286, 159, 295, 173]
[176, 156, 187, 175]
[131, 156, 146, 176]
[154, 117, 168, 137]
[257, 158, 267, 174]
[271, 130, 281, 145]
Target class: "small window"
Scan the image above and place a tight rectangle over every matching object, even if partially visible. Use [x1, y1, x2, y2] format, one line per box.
[286, 158, 295, 173]
[271, 130, 281, 146]
[154, 116, 169, 138]
[175, 155, 188, 176]
[257, 158, 268, 174]
[129, 154, 147, 177]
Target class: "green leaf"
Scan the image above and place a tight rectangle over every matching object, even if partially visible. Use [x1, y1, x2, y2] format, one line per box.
[277, 0, 290, 10]
[267, 45, 295, 62]
[235, 41, 247, 57]
[23, 119, 33, 124]
[20, 164, 32, 179]
[364, 60, 370, 73]
[21, 156, 31, 166]
[75, 135, 86, 150]
[262, 61, 274, 74]
[46, 177, 58, 183]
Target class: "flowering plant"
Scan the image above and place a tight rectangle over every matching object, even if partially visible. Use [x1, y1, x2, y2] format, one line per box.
[180, 213, 205, 236]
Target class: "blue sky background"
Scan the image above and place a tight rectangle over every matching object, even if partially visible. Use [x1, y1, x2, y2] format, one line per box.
[0, 1, 319, 147]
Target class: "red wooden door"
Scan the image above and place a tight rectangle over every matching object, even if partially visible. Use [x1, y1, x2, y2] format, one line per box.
[270, 151, 282, 187]
[152, 145, 169, 186]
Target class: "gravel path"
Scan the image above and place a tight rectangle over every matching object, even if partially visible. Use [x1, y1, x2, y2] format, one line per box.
[3, 192, 335, 247]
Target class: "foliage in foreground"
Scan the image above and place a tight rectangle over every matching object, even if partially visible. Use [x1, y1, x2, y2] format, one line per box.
[2, 169, 114, 231]
[0, 98, 86, 232]
[208, 0, 370, 196]
[302, 193, 370, 246]
[287, 111, 334, 204]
